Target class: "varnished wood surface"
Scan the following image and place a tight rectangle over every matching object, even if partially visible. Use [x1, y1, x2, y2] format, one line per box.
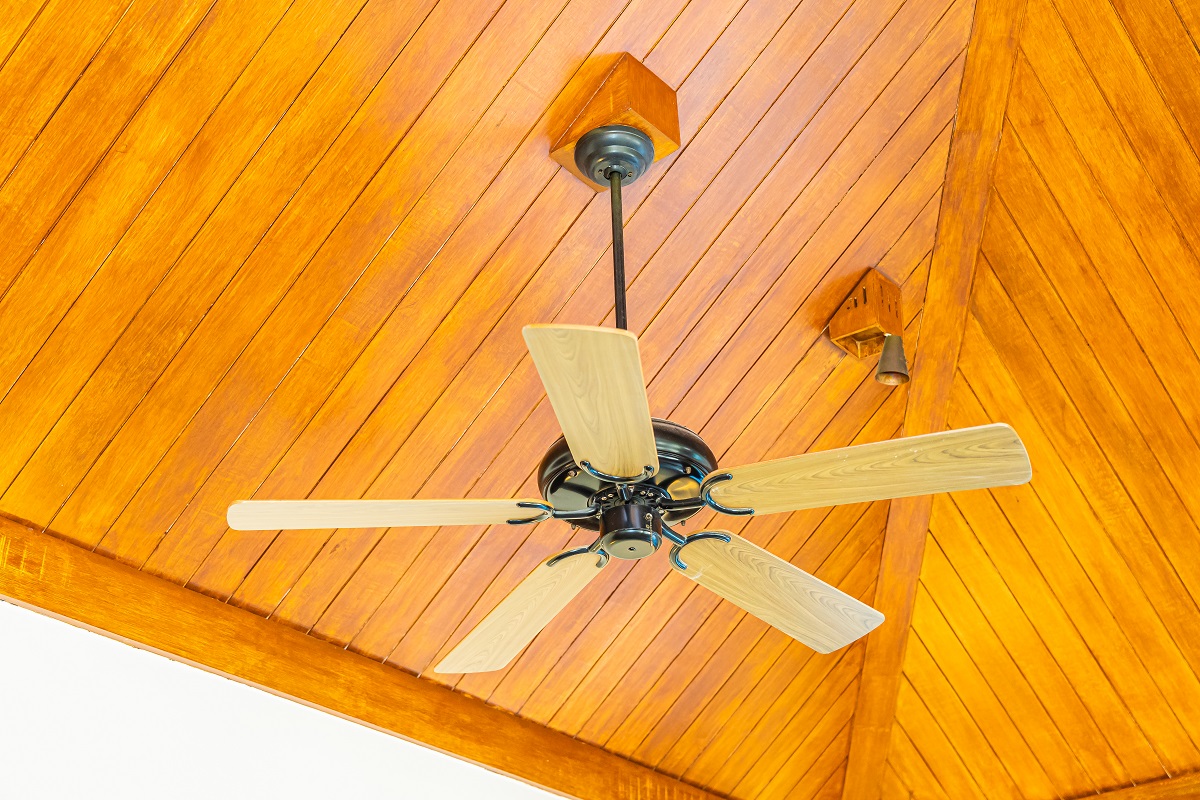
[710, 423, 1029, 515]
[437, 549, 607, 674]
[844, 0, 1027, 794]
[673, 532, 884, 653]
[1068, 771, 1200, 800]
[523, 324, 658, 479]
[881, 0, 1200, 796]
[0, 0, 972, 795]
[0, 516, 717, 800]
[227, 499, 547, 531]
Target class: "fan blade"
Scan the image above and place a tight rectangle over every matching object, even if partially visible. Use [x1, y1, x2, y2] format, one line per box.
[671, 532, 883, 653]
[226, 498, 549, 531]
[523, 324, 658, 480]
[434, 548, 607, 674]
[707, 423, 1030, 516]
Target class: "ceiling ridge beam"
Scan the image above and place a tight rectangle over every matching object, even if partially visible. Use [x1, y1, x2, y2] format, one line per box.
[841, 0, 1029, 796]
[0, 514, 722, 800]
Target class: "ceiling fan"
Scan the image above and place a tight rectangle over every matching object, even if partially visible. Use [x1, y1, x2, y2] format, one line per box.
[228, 125, 1031, 674]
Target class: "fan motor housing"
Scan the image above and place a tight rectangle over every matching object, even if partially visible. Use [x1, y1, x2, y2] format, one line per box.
[600, 504, 661, 559]
[537, 418, 718, 532]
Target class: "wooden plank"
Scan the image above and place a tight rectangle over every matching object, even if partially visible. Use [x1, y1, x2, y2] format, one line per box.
[0, 0, 373, 507]
[894, 676, 984, 798]
[1073, 772, 1200, 800]
[0, 0, 299, 424]
[842, 0, 1028, 795]
[991, 131, 1200, 533]
[1044, 0, 1200, 257]
[46, 0, 513, 547]
[0, 0, 214, 294]
[909, 574, 1069, 796]
[93, 0, 574, 566]
[1015, 13, 1200, 357]
[762, 721, 853, 800]
[0, 0, 47, 70]
[0, 0, 441, 532]
[950, 271, 1200, 758]
[0, 0, 130, 181]
[0, 515, 718, 800]
[902, 634, 1024, 798]
[888, 722, 950, 800]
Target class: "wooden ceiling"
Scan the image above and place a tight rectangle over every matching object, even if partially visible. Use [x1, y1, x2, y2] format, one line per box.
[881, 0, 1200, 797]
[1, 0, 1197, 797]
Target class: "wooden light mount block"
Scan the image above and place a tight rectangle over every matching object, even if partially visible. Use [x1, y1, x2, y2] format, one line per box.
[829, 269, 903, 358]
[550, 53, 681, 190]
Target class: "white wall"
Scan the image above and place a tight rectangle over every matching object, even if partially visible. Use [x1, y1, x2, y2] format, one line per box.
[0, 600, 556, 800]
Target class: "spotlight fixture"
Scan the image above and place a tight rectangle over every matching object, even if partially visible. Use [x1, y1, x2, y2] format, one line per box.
[875, 333, 910, 385]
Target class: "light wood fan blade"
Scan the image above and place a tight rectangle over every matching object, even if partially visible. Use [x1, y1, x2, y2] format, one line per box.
[706, 423, 1030, 516]
[226, 499, 549, 530]
[671, 532, 883, 653]
[523, 324, 658, 480]
[434, 549, 607, 674]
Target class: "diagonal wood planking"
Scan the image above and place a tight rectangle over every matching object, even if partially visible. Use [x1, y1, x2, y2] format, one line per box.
[843, 0, 1027, 795]
[0, 0, 977, 795]
[882, 0, 1200, 796]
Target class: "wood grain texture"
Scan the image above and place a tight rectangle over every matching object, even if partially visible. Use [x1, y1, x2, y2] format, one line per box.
[672, 531, 884, 654]
[523, 324, 659, 479]
[843, 0, 1028, 795]
[883, 0, 1200, 794]
[227, 499, 547, 531]
[710, 423, 1029, 515]
[0, 0, 974, 794]
[437, 549, 607, 674]
[0, 515, 714, 800]
[1069, 771, 1200, 800]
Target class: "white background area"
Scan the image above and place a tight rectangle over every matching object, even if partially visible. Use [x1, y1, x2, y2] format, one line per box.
[0, 600, 556, 799]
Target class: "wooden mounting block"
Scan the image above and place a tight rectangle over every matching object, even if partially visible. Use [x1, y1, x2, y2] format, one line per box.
[550, 53, 681, 190]
[828, 269, 903, 358]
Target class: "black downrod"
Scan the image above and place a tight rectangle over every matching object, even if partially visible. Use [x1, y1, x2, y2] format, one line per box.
[608, 168, 628, 330]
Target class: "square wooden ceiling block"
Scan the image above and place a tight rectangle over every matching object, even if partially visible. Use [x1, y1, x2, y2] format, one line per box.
[550, 53, 681, 190]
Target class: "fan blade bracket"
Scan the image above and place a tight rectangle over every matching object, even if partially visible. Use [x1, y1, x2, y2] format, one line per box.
[699, 473, 754, 516]
[668, 530, 732, 571]
[547, 545, 610, 568]
[506, 500, 555, 525]
[579, 460, 658, 485]
[433, 546, 609, 674]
